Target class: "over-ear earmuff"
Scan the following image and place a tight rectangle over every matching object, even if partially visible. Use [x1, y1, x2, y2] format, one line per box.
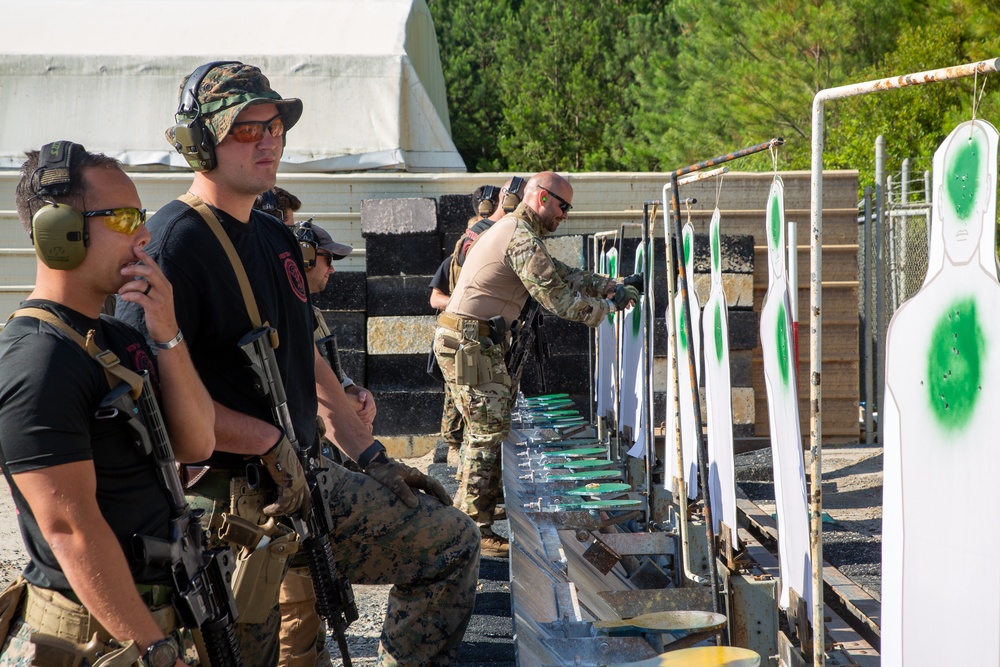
[502, 176, 526, 213]
[31, 141, 88, 270]
[476, 185, 500, 217]
[294, 219, 318, 271]
[170, 60, 242, 172]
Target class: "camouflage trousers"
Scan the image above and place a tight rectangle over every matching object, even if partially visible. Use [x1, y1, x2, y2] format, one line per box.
[190, 462, 480, 667]
[440, 382, 464, 448]
[433, 327, 512, 531]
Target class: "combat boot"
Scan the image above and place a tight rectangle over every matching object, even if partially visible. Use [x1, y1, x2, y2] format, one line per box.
[480, 531, 509, 558]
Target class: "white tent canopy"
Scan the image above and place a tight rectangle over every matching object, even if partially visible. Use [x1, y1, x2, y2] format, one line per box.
[0, 0, 465, 172]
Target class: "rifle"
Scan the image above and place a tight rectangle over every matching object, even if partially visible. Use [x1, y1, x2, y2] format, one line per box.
[505, 298, 548, 392]
[100, 372, 243, 667]
[317, 333, 346, 386]
[239, 325, 359, 667]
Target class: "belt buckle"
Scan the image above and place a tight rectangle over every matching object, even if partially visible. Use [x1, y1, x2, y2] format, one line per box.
[461, 320, 479, 340]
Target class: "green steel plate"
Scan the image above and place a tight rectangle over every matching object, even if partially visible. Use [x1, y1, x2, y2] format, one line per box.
[551, 498, 641, 511]
[564, 482, 632, 495]
[540, 447, 608, 458]
[524, 393, 570, 401]
[546, 469, 623, 481]
[542, 458, 613, 469]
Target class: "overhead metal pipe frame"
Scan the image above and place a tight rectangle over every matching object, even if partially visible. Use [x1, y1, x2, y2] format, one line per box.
[665, 139, 783, 621]
[809, 57, 1000, 667]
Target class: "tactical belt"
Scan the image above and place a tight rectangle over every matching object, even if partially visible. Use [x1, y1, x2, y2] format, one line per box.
[23, 583, 177, 644]
[437, 313, 490, 337]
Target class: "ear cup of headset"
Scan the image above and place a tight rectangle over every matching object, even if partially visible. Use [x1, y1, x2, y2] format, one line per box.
[32, 203, 87, 269]
[172, 119, 216, 172]
[299, 240, 317, 271]
[478, 199, 496, 217]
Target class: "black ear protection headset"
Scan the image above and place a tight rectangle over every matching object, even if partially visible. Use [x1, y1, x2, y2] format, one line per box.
[170, 60, 243, 172]
[294, 219, 319, 271]
[477, 185, 500, 217]
[30, 141, 88, 270]
[502, 176, 526, 213]
[254, 190, 283, 222]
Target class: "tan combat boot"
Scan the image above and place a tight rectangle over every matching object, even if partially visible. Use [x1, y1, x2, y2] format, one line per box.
[480, 530, 509, 558]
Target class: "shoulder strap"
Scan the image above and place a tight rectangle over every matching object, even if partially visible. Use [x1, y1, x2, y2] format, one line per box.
[8, 307, 143, 398]
[177, 192, 278, 347]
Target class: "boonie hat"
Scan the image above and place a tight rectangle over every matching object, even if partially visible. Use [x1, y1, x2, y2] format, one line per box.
[166, 62, 303, 147]
[296, 221, 352, 260]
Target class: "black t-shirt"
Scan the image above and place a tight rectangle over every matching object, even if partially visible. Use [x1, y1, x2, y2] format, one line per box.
[0, 300, 172, 589]
[429, 257, 451, 295]
[117, 200, 318, 467]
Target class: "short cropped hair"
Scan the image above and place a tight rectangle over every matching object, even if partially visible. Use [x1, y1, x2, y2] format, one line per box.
[272, 186, 302, 214]
[14, 147, 122, 232]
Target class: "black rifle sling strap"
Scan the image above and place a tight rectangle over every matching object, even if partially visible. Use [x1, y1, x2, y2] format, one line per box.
[8, 307, 144, 399]
[177, 192, 279, 349]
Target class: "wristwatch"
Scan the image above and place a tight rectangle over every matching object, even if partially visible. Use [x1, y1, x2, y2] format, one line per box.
[142, 636, 179, 667]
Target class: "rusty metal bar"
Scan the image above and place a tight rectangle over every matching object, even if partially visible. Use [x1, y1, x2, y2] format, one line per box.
[809, 56, 1000, 667]
[666, 139, 782, 621]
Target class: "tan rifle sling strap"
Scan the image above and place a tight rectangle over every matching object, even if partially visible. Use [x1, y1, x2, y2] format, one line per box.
[177, 192, 279, 348]
[7, 307, 143, 399]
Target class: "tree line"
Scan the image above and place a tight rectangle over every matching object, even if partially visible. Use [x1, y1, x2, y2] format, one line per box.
[427, 0, 1000, 185]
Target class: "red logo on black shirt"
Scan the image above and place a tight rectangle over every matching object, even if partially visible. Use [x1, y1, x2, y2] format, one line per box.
[284, 254, 308, 302]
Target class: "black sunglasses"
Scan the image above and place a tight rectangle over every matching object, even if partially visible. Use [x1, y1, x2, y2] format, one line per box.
[543, 188, 573, 213]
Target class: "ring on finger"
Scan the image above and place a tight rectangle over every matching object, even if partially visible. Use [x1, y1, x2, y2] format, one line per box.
[143, 283, 152, 296]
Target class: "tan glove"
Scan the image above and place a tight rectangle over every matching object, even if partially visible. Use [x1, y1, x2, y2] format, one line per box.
[260, 433, 311, 517]
[365, 456, 453, 509]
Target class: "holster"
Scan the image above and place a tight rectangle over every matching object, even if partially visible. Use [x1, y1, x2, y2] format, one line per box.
[455, 340, 494, 386]
[0, 576, 26, 645]
[221, 480, 299, 624]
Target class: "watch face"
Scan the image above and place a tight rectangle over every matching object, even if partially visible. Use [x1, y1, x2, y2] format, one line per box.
[146, 638, 178, 667]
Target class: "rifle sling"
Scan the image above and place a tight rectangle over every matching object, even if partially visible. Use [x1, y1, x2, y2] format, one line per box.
[177, 192, 278, 348]
[7, 307, 143, 399]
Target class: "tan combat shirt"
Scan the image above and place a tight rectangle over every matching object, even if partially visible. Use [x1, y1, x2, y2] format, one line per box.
[447, 203, 617, 328]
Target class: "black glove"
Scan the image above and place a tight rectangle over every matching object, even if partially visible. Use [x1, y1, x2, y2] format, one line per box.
[623, 273, 645, 294]
[610, 284, 640, 311]
[365, 455, 453, 508]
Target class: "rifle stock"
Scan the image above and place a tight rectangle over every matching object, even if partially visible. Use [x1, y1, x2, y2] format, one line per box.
[505, 299, 547, 392]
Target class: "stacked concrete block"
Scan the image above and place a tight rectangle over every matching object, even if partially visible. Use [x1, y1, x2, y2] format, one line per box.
[361, 198, 444, 454]
[314, 270, 367, 388]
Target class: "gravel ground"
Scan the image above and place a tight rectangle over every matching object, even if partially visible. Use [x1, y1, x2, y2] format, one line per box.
[0, 444, 879, 663]
[735, 444, 883, 599]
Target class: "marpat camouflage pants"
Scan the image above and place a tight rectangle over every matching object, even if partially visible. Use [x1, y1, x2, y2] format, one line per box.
[433, 327, 512, 531]
[190, 461, 480, 667]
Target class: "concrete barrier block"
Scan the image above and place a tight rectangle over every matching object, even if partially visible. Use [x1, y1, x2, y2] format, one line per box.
[365, 233, 443, 276]
[314, 270, 366, 312]
[367, 315, 437, 355]
[319, 311, 366, 351]
[367, 354, 439, 392]
[372, 391, 443, 437]
[361, 197, 438, 236]
[439, 194, 475, 236]
[367, 275, 437, 317]
[693, 273, 754, 309]
[545, 235, 585, 268]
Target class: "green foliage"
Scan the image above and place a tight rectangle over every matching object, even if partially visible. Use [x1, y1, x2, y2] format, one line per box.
[428, 0, 1000, 176]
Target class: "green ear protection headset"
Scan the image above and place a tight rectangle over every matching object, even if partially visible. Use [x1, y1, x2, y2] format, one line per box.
[170, 60, 243, 172]
[502, 176, 526, 213]
[30, 141, 88, 270]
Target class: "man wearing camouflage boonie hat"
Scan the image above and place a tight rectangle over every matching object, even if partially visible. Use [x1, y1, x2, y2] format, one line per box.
[119, 62, 480, 667]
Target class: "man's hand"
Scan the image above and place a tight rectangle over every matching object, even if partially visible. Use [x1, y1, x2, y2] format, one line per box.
[623, 273, 644, 294]
[346, 385, 377, 430]
[366, 458, 452, 509]
[610, 284, 640, 311]
[260, 433, 311, 516]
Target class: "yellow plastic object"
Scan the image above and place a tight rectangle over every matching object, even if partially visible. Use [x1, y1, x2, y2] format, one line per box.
[610, 646, 761, 667]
